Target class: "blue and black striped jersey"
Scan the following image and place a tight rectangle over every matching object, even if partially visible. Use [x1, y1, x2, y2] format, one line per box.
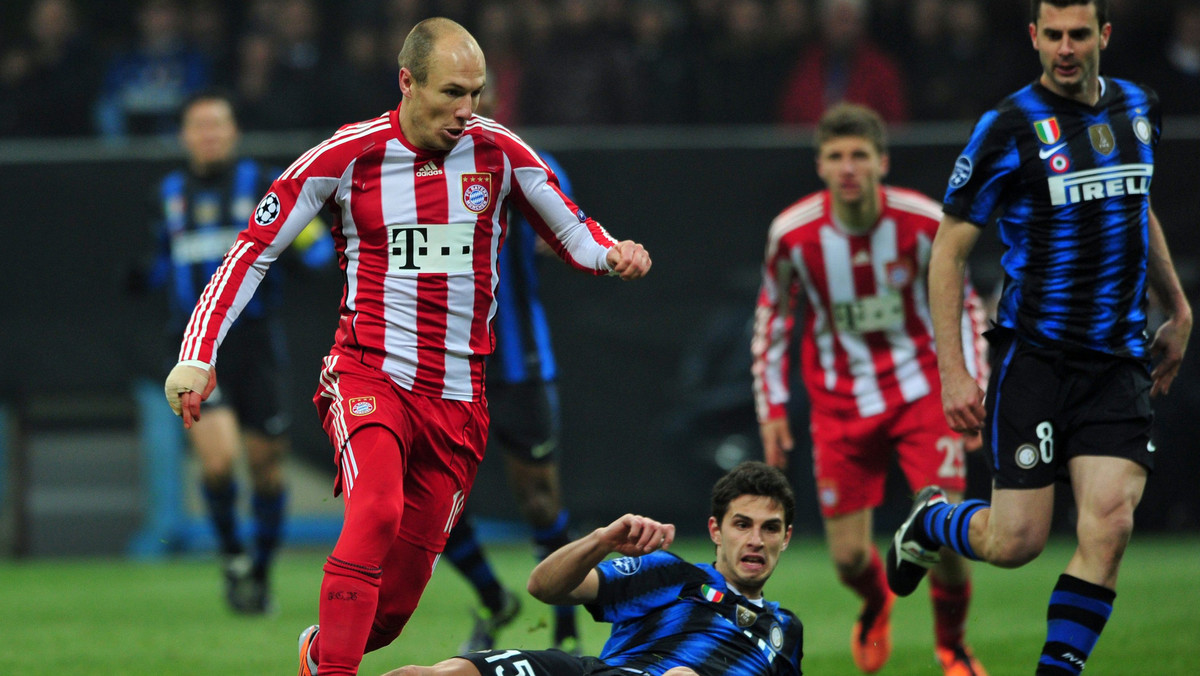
[585, 551, 803, 676]
[148, 158, 332, 330]
[943, 78, 1159, 359]
[489, 152, 569, 384]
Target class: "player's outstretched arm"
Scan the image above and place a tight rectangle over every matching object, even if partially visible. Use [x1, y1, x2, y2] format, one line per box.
[606, 240, 652, 280]
[527, 513, 675, 606]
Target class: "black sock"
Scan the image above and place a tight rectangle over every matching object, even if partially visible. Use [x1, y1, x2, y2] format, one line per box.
[445, 516, 506, 612]
[202, 478, 242, 556]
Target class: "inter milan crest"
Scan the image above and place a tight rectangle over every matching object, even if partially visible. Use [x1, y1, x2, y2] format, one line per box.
[1015, 443, 1039, 469]
[769, 623, 784, 651]
[1033, 117, 1061, 145]
[1088, 124, 1116, 155]
[1132, 116, 1152, 145]
[461, 173, 493, 213]
[736, 604, 758, 628]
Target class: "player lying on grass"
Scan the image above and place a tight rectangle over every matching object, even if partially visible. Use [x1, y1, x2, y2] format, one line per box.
[382, 461, 804, 676]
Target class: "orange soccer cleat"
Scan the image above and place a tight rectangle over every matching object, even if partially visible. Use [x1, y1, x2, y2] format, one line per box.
[850, 591, 894, 673]
[935, 644, 988, 676]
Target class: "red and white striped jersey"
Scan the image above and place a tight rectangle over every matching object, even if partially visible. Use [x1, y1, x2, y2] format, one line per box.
[179, 107, 617, 402]
[752, 187, 986, 421]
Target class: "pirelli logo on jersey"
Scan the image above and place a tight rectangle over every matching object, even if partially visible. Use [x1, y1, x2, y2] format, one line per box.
[1046, 163, 1153, 206]
[388, 222, 475, 274]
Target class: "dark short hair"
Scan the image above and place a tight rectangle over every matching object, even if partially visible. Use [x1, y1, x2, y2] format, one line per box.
[178, 88, 237, 125]
[1030, 0, 1108, 26]
[711, 461, 795, 528]
[398, 17, 468, 85]
[816, 103, 887, 155]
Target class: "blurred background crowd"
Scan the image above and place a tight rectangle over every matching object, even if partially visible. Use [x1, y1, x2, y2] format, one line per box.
[2, 0, 1199, 140]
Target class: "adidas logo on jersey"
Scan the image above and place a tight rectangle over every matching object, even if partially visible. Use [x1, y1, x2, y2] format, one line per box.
[416, 161, 443, 177]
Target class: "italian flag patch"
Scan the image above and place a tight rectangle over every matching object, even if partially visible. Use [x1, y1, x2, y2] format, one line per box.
[701, 584, 724, 603]
[1034, 117, 1061, 144]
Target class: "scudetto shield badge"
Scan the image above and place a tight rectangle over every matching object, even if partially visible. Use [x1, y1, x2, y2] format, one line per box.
[461, 172, 493, 213]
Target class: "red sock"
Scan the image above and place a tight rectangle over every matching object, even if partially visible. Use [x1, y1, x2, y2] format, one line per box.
[839, 546, 888, 612]
[930, 576, 971, 648]
[316, 557, 383, 676]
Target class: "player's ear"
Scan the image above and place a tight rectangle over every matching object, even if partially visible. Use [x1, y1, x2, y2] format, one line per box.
[708, 516, 721, 546]
[1099, 22, 1111, 50]
[879, 152, 890, 178]
[781, 525, 793, 550]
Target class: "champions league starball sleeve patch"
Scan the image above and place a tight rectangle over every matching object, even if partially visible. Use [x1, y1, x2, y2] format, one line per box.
[254, 192, 281, 226]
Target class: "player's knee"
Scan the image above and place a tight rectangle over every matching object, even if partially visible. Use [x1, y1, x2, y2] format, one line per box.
[519, 495, 558, 528]
[1077, 508, 1135, 552]
[988, 534, 1045, 568]
[831, 546, 870, 580]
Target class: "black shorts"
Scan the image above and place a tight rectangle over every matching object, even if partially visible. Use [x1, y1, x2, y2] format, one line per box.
[175, 317, 291, 437]
[983, 327, 1154, 489]
[458, 649, 645, 676]
[485, 380, 561, 464]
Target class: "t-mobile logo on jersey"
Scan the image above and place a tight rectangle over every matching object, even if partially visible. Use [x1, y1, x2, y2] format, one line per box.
[388, 223, 475, 273]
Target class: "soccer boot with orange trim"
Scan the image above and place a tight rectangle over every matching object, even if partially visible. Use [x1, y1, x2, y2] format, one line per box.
[850, 591, 894, 673]
[886, 486, 947, 596]
[936, 644, 988, 676]
[297, 624, 319, 676]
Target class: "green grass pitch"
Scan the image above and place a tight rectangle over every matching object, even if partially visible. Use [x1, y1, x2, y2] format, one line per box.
[1, 535, 1197, 674]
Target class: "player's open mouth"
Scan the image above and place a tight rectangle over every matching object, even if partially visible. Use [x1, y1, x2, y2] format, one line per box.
[741, 554, 766, 570]
[445, 128, 464, 139]
[1055, 63, 1079, 77]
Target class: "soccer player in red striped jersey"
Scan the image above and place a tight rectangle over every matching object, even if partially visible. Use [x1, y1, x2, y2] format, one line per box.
[751, 104, 987, 676]
[162, 17, 651, 676]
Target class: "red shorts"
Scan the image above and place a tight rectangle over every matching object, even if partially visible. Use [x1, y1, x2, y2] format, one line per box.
[810, 394, 966, 518]
[313, 354, 489, 551]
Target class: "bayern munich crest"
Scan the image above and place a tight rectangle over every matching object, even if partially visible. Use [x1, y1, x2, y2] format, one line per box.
[460, 172, 493, 213]
[348, 396, 376, 417]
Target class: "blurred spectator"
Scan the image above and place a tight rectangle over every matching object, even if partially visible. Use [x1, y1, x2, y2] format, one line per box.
[696, 0, 791, 124]
[777, 0, 909, 125]
[473, 0, 526, 126]
[94, 0, 210, 139]
[1149, 2, 1200, 115]
[520, 0, 637, 125]
[770, 0, 815, 63]
[626, 0, 696, 124]
[236, 0, 337, 132]
[0, 0, 100, 137]
[904, 0, 1015, 120]
[186, 0, 236, 90]
[326, 25, 401, 123]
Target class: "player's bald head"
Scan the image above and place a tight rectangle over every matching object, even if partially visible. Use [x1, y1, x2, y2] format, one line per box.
[397, 17, 483, 86]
